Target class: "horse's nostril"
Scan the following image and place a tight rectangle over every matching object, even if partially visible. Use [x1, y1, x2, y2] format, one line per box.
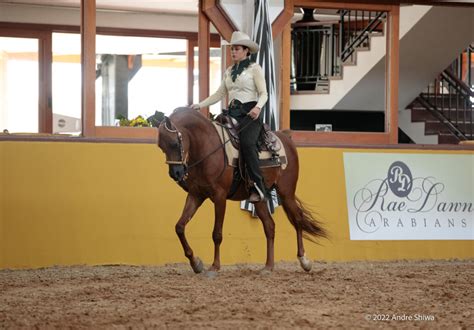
[169, 165, 185, 181]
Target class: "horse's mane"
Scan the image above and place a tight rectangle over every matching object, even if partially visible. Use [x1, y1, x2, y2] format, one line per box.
[169, 107, 209, 129]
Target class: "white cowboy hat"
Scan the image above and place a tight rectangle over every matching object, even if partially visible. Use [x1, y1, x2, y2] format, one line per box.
[227, 31, 259, 54]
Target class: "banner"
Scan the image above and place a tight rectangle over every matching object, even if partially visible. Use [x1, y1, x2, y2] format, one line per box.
[343, 152, 473, 240]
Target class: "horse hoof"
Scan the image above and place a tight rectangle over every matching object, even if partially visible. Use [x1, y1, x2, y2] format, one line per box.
[208, 265, 220, 272]
[191, 257, 204, 274]
[259, 267, 273, 275]
[204, 270, 218, 279]
[298, 255, 312, 272]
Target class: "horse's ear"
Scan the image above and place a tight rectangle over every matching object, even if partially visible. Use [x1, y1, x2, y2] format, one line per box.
[164, 116, 173, 130]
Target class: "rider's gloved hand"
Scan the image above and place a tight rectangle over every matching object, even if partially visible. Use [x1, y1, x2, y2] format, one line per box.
[247, 106, 261, 120]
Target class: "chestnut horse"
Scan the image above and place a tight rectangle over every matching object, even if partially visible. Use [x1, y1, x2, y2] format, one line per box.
[157, 107, 326, 273]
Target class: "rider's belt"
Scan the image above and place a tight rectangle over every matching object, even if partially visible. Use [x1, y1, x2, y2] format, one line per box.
[228, 99, 257, 116]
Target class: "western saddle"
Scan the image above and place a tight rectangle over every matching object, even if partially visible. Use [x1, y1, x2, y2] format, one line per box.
[214, 113, 282, 154]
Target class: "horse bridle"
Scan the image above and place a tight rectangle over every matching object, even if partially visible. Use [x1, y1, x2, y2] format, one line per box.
[161, 117, 189, 169]
[159, 114, 255, 184]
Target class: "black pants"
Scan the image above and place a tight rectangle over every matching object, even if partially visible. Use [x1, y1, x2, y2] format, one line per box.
[228, 100, 266, 195]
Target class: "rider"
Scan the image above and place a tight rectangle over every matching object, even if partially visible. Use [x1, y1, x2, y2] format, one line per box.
[191, 31, 268, 203]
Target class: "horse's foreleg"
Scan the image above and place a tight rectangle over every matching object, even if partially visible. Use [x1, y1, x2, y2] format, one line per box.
[209, 197, 227, 271]
[175, 194, 205, 273]
[254, 202, 275, 272]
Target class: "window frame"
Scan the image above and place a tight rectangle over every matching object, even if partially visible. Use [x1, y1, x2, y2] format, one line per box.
[290, 1, 400, 145]
[202, 0, 400, 145]
[0, 19, 220, 140]
[0, 27, 52, 134]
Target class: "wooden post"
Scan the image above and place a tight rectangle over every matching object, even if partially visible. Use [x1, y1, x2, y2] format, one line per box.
[386, 5, 399, 144]
[187, 40, 195, 106]
[39, 32, 52, 133]
[81, 0, 96, 137]
[280, 22, 291, 130]
[198, 0, 210, 118]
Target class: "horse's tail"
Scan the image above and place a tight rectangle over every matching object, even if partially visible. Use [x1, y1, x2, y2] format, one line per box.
[282, 196, 327, 243]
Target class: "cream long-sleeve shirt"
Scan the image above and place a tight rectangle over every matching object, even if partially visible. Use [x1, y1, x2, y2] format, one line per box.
[198, 62, 268, 110]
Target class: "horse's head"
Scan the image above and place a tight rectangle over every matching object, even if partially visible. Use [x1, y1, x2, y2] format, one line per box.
[157, 116, 190, 183]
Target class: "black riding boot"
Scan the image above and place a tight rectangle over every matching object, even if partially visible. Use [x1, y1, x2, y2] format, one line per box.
[239, 119, 267, 202]
[229, 100, 267, 202]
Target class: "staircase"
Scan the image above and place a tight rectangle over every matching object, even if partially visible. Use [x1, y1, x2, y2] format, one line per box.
[403, 64, 474, 144]
[291, 5, 436, 110]
[398, 106, 438, 144]
[289, 5, 474, 144]
[407, 99, 473, 144]
[405, 99, 463, 144]
[291, 8, 392, 109]
[335, 5, 473, 112]
[290, 5, 473, 114]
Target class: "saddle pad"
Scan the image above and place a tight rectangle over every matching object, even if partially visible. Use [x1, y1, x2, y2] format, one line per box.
[211, 121, 288, 170]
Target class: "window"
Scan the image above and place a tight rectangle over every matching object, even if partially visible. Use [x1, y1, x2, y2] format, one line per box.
[204, 0, 400, 145]
[0, 37, 39, 133]
[95, 35, 190, 127]
[0, 22, 218, 139]
[193, 46, 222, 116]
[52, 32, 81, 135]
[290, 8, 387, 135]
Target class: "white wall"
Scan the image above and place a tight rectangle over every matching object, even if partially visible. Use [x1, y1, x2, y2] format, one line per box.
[0, 3, 199, 32]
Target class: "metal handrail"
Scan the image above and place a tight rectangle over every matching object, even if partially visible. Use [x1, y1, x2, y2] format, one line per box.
[340, 11, 386, 62]
[442, 68, 474, 98]
[447, 44, 473, 90]
[417, 95, 467, 141]
[291, 25, 335, 92]
[416, 64, 474, 142]
[291, 9, 387, 92]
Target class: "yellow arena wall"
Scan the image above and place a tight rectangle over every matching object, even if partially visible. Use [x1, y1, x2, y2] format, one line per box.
[0, 141, 472, 269]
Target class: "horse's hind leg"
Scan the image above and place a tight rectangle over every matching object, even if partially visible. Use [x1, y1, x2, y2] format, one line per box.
[279, 196, 312, 272]
[283, 198, 305, 256]
[275, 134, 325, 272]
[175, 194, 205, 273]
[254, 202, 275, 272]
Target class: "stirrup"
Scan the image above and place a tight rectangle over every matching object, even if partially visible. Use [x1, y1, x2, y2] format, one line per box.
[250, 182, 265, 203]
[248, 191, 261, 203]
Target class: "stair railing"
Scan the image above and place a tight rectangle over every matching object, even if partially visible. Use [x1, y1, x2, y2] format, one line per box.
[418, 67, 474, 141]
[291, 23, 336, 92]
[290, 9, 387, 92]
[448, 44, 473, 89]
[339, 10, 386, 63]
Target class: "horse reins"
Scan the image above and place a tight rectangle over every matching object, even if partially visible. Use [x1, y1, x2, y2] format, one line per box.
[160, 115, 256, 183]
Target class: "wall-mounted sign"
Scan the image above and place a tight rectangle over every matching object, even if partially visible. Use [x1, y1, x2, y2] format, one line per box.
[343, 153, 473, 240]
[315, 124, 332, 132]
